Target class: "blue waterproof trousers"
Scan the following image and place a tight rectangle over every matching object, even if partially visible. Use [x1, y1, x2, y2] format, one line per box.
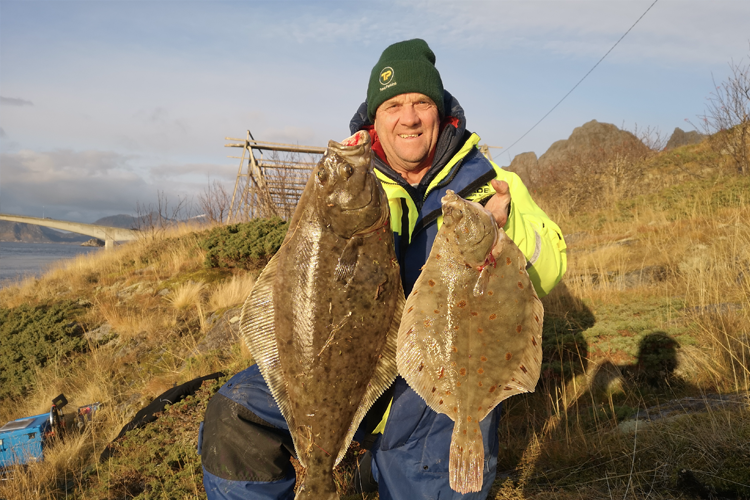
[199, 365, 500, 499]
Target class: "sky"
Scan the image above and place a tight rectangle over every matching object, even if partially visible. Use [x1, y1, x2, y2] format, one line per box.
[1, 0, 749, 223]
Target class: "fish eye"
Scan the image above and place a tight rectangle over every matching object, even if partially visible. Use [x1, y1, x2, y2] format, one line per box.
[342, 164, 354, 178]
[317, 169, 328, 183]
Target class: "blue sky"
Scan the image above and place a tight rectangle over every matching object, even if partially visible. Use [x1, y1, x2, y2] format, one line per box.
[1, 0, 749, 222]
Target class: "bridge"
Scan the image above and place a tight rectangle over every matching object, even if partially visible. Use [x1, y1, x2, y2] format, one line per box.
[0, 214, 139, 249]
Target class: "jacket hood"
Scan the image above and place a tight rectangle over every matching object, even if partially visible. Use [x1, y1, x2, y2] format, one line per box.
[349, 90, 469, 189]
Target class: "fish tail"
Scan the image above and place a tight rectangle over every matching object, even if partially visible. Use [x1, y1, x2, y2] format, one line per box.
[295, 467, 338, 500]
[449, 419, 485, 494]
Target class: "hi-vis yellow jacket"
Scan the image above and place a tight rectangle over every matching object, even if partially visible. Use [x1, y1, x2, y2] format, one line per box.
[374, 131, 566, 299]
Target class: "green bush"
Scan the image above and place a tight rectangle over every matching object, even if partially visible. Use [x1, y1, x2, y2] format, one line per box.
[199, 218, 289, 270]
[0, 302, 88, 399]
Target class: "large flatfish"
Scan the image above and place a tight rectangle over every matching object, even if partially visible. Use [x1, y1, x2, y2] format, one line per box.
[240, 131, 403, 499]
[397, 190, 544, 494]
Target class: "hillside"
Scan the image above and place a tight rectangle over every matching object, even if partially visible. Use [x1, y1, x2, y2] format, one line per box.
[0, 220, 90, 244]
[0, 134, 748, 499]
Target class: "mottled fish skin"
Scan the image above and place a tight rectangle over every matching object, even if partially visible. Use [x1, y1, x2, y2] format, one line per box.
[397, 190, 544, 494]
[240, 131, 403, 500]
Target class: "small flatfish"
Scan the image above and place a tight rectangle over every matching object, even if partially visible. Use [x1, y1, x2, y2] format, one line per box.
[397, 190, 544, 494]
[240, 131, 403, 499]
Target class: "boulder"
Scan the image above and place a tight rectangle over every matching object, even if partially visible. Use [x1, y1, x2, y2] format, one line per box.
[538, 120, 649, 170]
[665, 127, 704, 150]
[505, 151, 539, 187]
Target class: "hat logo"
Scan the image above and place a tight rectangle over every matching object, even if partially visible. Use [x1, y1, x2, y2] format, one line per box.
[379, 67, 394, 86]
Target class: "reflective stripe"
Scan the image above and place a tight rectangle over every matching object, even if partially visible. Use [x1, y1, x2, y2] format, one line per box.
[528, 229, 542, 267]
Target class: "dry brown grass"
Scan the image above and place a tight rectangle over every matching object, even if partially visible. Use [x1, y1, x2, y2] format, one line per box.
[208, 272, 255, 311]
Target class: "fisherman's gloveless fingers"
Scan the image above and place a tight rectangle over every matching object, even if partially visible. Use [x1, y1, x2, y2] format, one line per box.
[485, 180, 511, 228]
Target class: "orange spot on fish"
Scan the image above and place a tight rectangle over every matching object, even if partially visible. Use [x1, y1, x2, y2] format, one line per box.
[489, 386, 496, 393]
[478, 381, 483, 387]
[407, 306, 414, 313]
[463, 429, 467, 435]
[505, 386, 512, 391]
[473, 428, 478, 433]
[520, 365, 528, 374]
[418, 362, 424, 371]
[467, 416, 472, 422]
[435, 253, 441, 260]
[446, 390, 452, 395]
[457, 381, 461, 387]
[460, 368, 467, 376]
[431, 386, 436, 393]
[439, 399, 443, 405]
[518, 282, 524, 289]
[452, 346, 458, 352]
[506, 258, 511, 265]
[424, 319, 432, 327]
[428, 279, 436, 287]
[454, 325, 460, 330]
[477, 368, 484, 374]
[532, 337, 537, 346]
[457, 300, 467, 308]
[451, 361, 457, 367]
[488, 290, 494, 296]
[478, 406, 483, 411]
[453, 407, 458, 413]
[477, 327, 484, 333]
[438, 368, 445, 379]
[489, 314, 497, 320]
[471, 311, 478, 316]
[516, 325, 523, 333]
[480, 356, 487, 362]
[506, 352, 512, 360]
[535, 315, 540, 323]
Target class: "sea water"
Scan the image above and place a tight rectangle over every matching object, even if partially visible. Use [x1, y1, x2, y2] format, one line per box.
[0, 242, 103, 287]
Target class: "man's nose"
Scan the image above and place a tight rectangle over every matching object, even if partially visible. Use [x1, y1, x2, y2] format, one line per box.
[399, 104, 420, 126]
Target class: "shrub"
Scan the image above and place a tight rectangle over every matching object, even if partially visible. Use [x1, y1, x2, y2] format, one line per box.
[0, 302, 88, 399]
[199, 218, 289, 270]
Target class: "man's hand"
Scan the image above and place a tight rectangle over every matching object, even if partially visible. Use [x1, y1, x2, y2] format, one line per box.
[484, 179, 511, 228]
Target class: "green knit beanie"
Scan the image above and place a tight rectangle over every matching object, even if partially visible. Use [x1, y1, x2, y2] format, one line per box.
[367, 39, 445, 122]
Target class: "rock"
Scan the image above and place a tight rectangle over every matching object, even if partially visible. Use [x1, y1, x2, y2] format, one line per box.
[192, 307, 242, 355]
[505, 151, 539, 187]
[81, 238, 105, 247]
[665, 127, 704, 150]
[86, 323, 117, 344]
[538, 120, 649, 170]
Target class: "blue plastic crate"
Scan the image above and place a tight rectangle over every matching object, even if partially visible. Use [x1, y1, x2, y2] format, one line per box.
[0, 413, 50, 467]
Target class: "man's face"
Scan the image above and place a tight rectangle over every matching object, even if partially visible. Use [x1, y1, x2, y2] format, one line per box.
[373, 93, 440, 181]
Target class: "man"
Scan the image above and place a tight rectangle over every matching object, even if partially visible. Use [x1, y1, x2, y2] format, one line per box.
[200, 39, 566, 499]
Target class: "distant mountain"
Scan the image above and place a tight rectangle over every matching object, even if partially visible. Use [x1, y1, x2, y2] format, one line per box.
[0, 221, 90, 244]
[93, 214, 140, 229]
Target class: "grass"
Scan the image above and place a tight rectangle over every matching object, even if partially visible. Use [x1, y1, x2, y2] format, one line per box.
[0, 137, 749, 498]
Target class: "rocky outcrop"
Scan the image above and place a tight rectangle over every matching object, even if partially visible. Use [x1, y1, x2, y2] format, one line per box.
[81, 238, 105, 247]
[665, 127, 704, 150]
[505, 152, 539, 187]
[538, 120, 649, 170]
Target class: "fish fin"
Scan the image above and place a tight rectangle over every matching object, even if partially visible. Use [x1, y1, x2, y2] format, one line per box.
[449, 419, 484, 494]
[333, 280, 404, 467]
[477, 247, 546, 421]
[334, 235, 363, 283]
[472, 267, 490, 297]
[396, 239, 456, 417]
[239, 251, 300, 464]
